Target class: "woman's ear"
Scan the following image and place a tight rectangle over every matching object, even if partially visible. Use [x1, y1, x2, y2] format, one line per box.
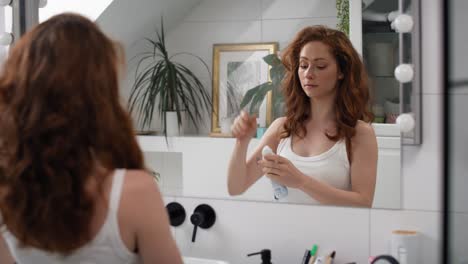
[338, 73, 344, 79]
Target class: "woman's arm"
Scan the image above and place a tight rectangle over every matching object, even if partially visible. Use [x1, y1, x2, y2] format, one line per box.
[126, 171, 183, 264]
[262, 121, 378, 207]
[227, 116, 285, 195]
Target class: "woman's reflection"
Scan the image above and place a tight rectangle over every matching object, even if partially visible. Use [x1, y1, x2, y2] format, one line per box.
[227, 25, 378, 208]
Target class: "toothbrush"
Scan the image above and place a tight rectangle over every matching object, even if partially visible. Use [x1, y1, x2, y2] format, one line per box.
[262, 145, 288, 200]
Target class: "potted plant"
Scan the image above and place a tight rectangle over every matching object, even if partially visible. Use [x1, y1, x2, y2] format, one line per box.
[128, 17, 212, 137]
[239, 53, 285, 122]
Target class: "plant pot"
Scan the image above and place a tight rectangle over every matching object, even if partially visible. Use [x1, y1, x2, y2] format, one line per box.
[165, 111, 184, 136]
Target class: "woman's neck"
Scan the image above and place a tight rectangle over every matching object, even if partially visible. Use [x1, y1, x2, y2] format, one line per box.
[309, 95, 336, 124]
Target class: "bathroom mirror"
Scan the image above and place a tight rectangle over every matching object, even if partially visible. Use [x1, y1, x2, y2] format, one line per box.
[96, 0, 404, 209]
[1, 0, 413, 209]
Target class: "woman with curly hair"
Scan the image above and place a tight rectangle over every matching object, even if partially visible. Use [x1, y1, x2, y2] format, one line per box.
[0, 13, 182, 264]
[227, 25, 378, 208]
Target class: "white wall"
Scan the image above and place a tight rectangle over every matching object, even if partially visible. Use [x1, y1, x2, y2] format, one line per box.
[449, 0, 468, 262]
[160, 1, 443, 263]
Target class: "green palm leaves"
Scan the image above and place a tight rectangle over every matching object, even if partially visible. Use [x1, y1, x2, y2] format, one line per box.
[128, 18, 212, 135]
[239, 53, 285, 118]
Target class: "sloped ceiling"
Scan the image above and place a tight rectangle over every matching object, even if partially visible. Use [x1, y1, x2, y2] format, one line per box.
[39, 0, 114, 22]
[96, 0, 202, 48]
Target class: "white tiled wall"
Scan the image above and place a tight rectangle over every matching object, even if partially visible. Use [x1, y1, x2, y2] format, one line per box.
[370, 210, 441, 263]
[262, 17, 337, 48]
[160, 0, 444, 263]
[401, 94, 442, 211]
[173, 197, 370, 264]
[185, 0, 262, 21]
[261, 0, 336, 19]
[449, 0, 468, 262]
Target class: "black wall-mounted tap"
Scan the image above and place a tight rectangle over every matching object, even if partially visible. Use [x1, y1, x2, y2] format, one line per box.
[190, 204, 216, 242]
[166, 202, 186, 227]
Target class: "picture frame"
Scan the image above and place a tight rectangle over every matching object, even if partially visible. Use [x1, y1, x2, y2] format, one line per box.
[210, 42, 278, 136]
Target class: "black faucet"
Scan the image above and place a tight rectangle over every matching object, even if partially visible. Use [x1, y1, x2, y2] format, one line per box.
[165, 202, 186, 227]
[190, 204, 216, 242]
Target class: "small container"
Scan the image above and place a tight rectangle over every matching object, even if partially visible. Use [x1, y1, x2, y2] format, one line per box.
[256, 127, 267, 138]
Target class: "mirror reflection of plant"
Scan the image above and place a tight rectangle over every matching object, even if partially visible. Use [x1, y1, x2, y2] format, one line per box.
[336, 0, 349, 35]
[128, 17, 212, 136]
[239, 54, 285, 120]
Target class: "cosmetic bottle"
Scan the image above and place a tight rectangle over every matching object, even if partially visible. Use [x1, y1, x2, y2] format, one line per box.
[262, 145, 288, 200]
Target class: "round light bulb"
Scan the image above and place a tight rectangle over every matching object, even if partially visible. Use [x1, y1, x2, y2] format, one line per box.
[39, 0, 47, 8]
[393, 14, 414, 33]
[396, 113, 415, 133]
[387, 11, 400, 22]
[394, 64, 414, 83]
[0, 0, 11, 6]
[0, 32, 13, 46]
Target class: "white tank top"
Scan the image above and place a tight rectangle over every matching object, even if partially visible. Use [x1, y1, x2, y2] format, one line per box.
[1, 169, 141, 264]
[277, 137, 351, 203]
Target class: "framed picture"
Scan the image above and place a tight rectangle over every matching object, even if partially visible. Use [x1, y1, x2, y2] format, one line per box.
[210, 42, 278, 135]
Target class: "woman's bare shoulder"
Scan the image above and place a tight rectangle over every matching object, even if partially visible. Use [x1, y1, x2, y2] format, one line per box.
[352, 120, 377, 148]
[120, 169, 164, 222]
[269, 116, 286, 127]
[269, 116, 287, 133]
[355, 120, 376, 138]
[123, 169, 158, 194]
[261, 116, 287, 143]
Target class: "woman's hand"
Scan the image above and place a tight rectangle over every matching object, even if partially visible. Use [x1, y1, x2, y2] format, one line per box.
[231, 111, 257, 141]
[258, 154, 306, 188]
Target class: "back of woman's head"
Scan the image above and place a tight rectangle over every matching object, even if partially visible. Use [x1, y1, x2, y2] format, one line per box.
[281, 26, 373, 153]
[0, 13, 143, 253]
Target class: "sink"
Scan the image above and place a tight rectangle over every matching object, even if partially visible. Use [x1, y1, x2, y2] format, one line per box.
[183, 256, 229, 264]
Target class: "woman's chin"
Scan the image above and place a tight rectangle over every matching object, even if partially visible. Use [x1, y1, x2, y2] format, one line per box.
[303, 89, 316, 97]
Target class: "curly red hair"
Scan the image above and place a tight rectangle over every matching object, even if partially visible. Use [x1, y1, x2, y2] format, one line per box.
[280, 25, 373, 159]
[0, 13, 143, 254]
